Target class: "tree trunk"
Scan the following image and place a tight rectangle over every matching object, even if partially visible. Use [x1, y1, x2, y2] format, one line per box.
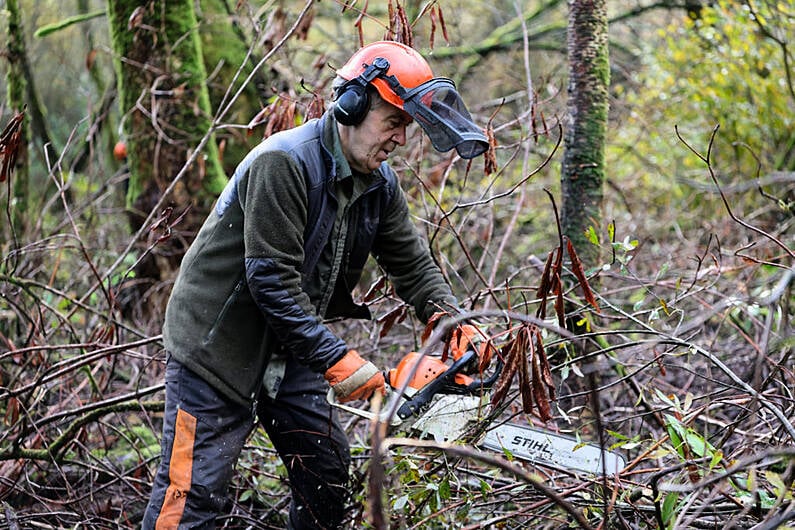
[561, 0, 609, 269]
[197, 0, 273, 172]
[559, 0, 610, 432]
[107, 0, 227, 281]
[5, 0, 30, 230]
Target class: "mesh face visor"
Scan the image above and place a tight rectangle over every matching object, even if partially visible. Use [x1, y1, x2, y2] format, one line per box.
[397, 78, 488, 159]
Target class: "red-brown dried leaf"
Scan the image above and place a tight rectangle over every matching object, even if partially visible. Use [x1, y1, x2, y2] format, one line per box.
[654, 350, 667, 376]
[437, 4, 449, 43]
[518, 334, 534, 414]
[428, 7, 436, 49]
[490, 342, 518, 407]
[483, 125, 498, 176]
[531, 348, 552, 422]
[128, 6, 145, 30]
[286, 100, 297, 128]
[536, 249, 555, 319]
[510, 325, 540, 414]
[566, 237, 600, 312]
[553, 272, 566, 329]
[89, 321, 117, 344]
[148, 207, 173, 233]
[247, 107, 268, 135]
[305, 95, 326, 121]
[86, 49, 97, 71]
[218, 138, 227, 161]
[539, 248, 557, 298]
[0, 109, 25, 183]
[149, 206, 190, 243]
[377, 305, 407, 338]
[362, 275, 388, 303]
[259, 96, 300, 138]
[536, 332, 555, 395]
[349, 0, 367, 45]
[0, 331, 16, 356]
[262, 7, 287, 50]
[4, 397, 19, 426]
[385, 0, 413, 46]
[294, 5, 315, 40]
[400, 4, 412, 46]
[420, 311, 448, 344]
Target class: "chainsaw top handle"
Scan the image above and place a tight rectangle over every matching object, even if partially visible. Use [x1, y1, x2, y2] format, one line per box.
[396, 349, 502, 420]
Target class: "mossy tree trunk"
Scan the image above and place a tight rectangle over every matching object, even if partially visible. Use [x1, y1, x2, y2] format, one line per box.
[106, 0, 227, 282]
[560, 0, 610, 425]
[561, 0, 609, 269]
[5, 0, 30, 230]
[197, 0, 273, 173]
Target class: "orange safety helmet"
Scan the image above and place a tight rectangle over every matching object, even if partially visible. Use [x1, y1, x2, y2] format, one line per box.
[336, 41, 433, 110]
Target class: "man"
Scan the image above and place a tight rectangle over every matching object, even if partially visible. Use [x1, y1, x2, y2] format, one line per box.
[142, 41, 489, 529]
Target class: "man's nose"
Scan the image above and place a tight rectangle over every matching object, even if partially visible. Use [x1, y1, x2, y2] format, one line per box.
[393, 125, 407, 146]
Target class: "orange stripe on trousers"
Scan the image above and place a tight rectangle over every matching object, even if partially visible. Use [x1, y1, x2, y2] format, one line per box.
[156, 407, 197, 529]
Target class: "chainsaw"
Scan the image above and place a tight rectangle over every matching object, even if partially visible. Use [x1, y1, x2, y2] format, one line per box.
[328, 348, 626, 476]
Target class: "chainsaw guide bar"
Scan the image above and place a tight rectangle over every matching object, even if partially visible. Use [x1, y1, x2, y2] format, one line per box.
[480, 423, 626, 476]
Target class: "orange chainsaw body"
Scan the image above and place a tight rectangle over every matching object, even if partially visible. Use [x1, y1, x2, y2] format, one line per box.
[387, 352, 473, 392]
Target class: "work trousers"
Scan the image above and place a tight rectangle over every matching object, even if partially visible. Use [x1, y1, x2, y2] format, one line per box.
[141, 356, 351, 529]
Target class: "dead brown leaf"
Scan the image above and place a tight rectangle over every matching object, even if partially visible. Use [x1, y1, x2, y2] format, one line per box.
[0, 109, 25, 183]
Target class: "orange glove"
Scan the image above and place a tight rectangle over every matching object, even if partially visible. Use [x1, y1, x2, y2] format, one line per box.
[324, 350, 386, 403]
[445, 324, 495, 373]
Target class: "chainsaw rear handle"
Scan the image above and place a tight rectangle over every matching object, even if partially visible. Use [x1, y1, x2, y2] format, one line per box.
[396, 349, 502, 420]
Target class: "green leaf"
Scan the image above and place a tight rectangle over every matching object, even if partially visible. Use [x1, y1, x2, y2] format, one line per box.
[585, 225, 600, 245]
[439, 477, 451, 500]
[709, 450, 723, 470]
[607, 429, 629, 441]
[661, 492, 679, 526]
[684, 430, 708, 457]
[479, 479, 491, 499]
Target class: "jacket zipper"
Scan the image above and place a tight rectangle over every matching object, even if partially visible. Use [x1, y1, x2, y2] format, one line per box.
[202, 276, 245, 345]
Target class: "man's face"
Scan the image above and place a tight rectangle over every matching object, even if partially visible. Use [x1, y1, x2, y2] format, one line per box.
[338, 101, 412, 173]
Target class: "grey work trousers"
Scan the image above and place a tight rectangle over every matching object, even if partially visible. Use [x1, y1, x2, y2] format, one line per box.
[141, 356, 351, 529]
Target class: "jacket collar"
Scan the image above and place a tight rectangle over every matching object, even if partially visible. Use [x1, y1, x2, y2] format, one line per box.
[321, 111, 352, 182]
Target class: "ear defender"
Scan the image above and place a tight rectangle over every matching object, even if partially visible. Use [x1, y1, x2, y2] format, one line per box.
[334, 83, 370, 126]
[334, 57, 392, 126]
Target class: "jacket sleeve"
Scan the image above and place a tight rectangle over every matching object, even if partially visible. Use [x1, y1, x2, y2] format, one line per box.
[371, 170, 459, 322]
[240, 151, 347, 372]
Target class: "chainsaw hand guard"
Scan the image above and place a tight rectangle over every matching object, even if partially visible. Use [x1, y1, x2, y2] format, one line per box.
[395, 349, 501, 420]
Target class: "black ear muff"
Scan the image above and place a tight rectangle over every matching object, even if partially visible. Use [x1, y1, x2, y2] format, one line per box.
[334, 57, 392, 126]
[334, 82, 370, 126]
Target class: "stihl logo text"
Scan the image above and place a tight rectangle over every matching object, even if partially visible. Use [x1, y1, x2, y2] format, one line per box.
[511, 436, 554, 459]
